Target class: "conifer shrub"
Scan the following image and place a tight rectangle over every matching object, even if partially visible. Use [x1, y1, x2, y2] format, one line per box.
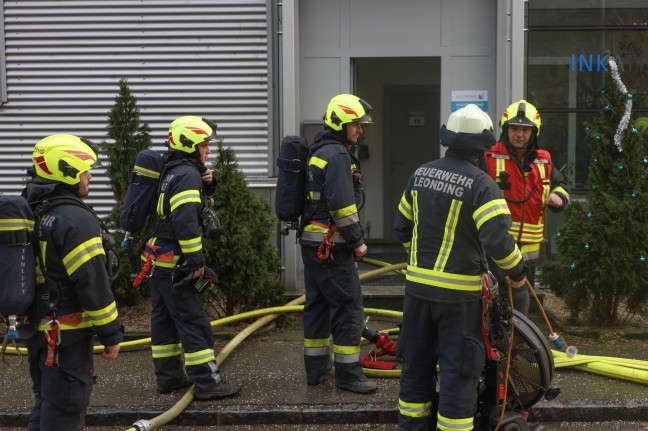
[202, 141, 284, 316]
[539, 57, 648, 325]
[101, 78, 152, 305]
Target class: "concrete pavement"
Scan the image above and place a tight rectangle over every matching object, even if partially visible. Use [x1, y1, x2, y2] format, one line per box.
[1, 309, 647, 430]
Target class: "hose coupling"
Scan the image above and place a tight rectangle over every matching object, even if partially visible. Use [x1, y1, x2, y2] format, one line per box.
[131, 419, 151, 431]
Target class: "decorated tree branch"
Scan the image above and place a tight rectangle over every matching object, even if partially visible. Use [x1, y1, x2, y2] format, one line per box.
[540, 56, 648, 325]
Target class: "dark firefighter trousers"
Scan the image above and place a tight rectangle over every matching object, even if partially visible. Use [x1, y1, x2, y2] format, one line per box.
[301, 245, 365, 384]
[150, 267, 221, 391]
[27, 335, 95, 431]
[398, 293, 485, 431]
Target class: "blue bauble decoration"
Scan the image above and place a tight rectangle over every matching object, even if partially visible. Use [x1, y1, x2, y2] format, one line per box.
[643, 158, 648, 166]
[628, 93, 633, 100]
[604, 105, 611, 111]
[600, 89, 606, 95]
[585, 127, 591, 133]
[632, 193, 638, 199]
[618, 165, 624, 171]
[556, 232, 561, 237]
[632, 127, 638, 134]
[587, 212, 592, 218]
[595, 135, 601, 141]
[570, 263, 576, 270]
[592, 184, 598, 191]
[641, 256, 646, 263]
[584, 243, 590, 250]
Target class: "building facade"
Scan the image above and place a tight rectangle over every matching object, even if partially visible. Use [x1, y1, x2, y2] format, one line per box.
[2, 1, 643, 290]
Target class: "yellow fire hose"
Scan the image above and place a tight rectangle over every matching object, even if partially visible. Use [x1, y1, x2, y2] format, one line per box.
[3, 259, 648, 430]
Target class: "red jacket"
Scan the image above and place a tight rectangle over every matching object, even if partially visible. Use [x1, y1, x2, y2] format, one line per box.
[483, 142, 569, 257]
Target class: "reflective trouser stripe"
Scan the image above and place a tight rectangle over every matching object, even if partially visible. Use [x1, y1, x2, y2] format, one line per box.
[304, 338, 330, 356]
[333, 344, 360, 363]
[437, 412, 473, 431]
[399, 398, 431, 418]
[184, 348, 215, 366]
[151, 343, 183, 358]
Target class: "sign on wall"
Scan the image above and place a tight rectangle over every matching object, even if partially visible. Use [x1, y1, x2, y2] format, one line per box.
[451, 90, 488, 112]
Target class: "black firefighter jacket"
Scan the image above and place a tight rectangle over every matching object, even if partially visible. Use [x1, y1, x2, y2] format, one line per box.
[300, 129, 364, 250]
[394, 151, 526, 302]
[22, 181, 123, 348]
[146, 159, 213, 271]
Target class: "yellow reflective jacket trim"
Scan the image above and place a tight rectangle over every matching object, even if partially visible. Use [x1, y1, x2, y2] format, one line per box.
[151, 343, 183, 358]
[399, 399, 431, 418]
[411, 191, 419, 267]
[85, 300, 119, 326]
[37, 317, 93, 332]
[169, 189, 201, 213]
[133, 165, 160, 179]
[331, 203, 358, 219]
[473, 199, 510, 230]
[493, 246, 523, 270]
[184, 348, 215, 366]
[434, 199, 462, 272]
[179, 237, 202, 254]
[0, 218, 34, 231]
[552, 186, 570, 202]
[437, 412, 473, 431]
[495, 158, 506, 182]
[509, 221, 544, 243]
[156, 192, 166, 217]
[63, 237, 105, 276]
[309, 156, 328, 169]
[37, 243, 47, 283]
[406, 265, 482, 291]
[398, 193, 413, 221]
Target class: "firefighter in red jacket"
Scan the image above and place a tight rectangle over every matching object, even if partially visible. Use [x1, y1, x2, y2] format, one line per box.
[395, 104, 527, 431]
[482, 100, 569, 315]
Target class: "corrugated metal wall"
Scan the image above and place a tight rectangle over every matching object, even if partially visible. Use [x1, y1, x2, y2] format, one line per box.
[0, 0, 270, 217]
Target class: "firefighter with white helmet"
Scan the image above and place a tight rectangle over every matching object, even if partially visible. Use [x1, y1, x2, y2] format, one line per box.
[22, 134, 123, 430]
[482, 100, 570, 315]
[395, 104, 528, 431]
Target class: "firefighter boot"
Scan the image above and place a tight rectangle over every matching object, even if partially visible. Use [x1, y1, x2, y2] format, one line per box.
[336, 376, 377, 394]
[157, 373, 193, 394]
[335, 361, 378, 394]
[307, 362, 334, 386]
[194, 376, 242, 400]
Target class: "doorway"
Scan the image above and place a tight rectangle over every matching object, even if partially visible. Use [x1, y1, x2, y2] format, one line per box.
[354, 57, 441, 241]
[383, 86, 440, 241]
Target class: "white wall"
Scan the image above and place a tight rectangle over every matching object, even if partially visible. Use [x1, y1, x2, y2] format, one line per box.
[280, 0, 519, 289]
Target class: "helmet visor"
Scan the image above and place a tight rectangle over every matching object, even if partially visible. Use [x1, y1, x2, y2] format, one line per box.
[353, 113, 373, 125]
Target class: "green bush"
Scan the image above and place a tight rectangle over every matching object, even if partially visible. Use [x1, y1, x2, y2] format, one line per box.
[202, 141, 284, 316]
[101, 78, 152, 305]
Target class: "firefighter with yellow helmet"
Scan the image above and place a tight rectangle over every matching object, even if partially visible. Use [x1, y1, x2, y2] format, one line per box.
[395, 104, 527, 431]
[22, 134, 123, 430]
[300, 93, 378, 394]
[142, 116, 241, 399]
[482, 100, 570, 315]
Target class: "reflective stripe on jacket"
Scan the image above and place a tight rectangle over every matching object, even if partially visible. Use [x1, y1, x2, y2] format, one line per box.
[299, 130, 364, 249]
[484, 141, 569, 249]
[394, 152, 525, 301]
